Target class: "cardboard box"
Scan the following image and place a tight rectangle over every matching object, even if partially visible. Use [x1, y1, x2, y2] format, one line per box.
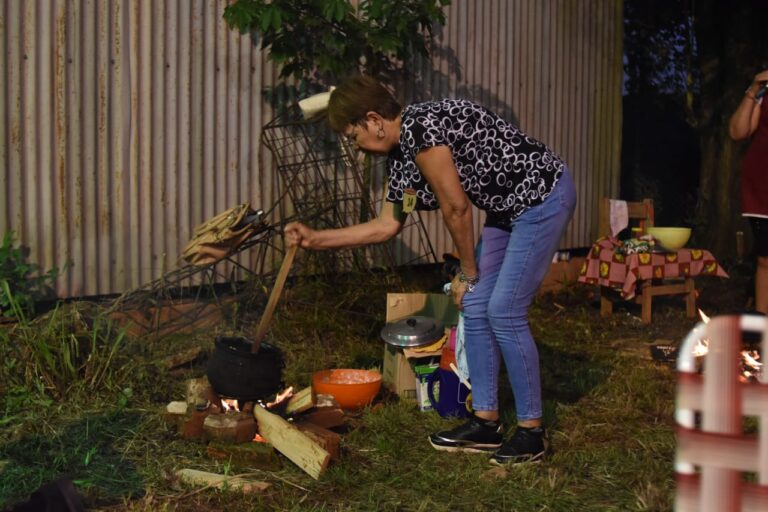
[382, 345, 420, 400]
[385, 293, 459, 325]
[382, 293, 458, 400]
[539, 256, 586, 294]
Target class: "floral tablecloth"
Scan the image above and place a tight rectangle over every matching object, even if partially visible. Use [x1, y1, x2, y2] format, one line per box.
[577, 237, 729, 299]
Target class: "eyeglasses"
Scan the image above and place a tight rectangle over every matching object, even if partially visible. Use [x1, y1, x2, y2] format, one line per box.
[342, 124, 359, 146]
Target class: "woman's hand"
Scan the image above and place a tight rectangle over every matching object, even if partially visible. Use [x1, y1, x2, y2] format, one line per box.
[730, 69, 768, 140]
[450, 273, 467, 310]
[284, 221, 314, 249]
[748, 69, 768, 96]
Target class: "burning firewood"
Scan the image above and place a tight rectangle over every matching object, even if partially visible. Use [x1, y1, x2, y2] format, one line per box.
[253, 404, 331, 479]
[285, 386, 316, 415]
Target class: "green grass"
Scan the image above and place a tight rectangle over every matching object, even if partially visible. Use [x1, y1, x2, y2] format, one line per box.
[0, 265, 738, 511]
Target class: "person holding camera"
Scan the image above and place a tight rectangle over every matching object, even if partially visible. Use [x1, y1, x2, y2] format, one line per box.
[729, 70, 768, 315]
[285, 74, 576, 464]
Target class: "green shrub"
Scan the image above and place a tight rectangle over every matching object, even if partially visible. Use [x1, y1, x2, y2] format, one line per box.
[0, 230, 60, 318]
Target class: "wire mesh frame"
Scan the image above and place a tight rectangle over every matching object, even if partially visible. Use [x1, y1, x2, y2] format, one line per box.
[339, 138, 438, 268]
[260, 105, 436, 274]
[103, 225, 285, 339]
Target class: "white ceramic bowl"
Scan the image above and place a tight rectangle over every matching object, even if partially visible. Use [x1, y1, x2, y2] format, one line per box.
[646, 227, 692, 251]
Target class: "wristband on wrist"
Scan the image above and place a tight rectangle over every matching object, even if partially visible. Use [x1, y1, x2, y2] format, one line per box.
[459, 271, 479, 285]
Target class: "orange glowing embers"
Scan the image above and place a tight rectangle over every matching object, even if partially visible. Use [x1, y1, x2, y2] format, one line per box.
[674, 314, 768, 511]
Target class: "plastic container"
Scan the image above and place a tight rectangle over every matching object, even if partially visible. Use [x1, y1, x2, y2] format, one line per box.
[312, 369, 382, 410]
[646, 227, 692, 251]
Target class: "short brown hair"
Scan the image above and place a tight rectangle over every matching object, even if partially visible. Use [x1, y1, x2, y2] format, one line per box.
[327, 75, 402, 133]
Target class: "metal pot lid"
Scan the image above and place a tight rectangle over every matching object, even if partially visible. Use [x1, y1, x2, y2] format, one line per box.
[380, 316, 445, 348]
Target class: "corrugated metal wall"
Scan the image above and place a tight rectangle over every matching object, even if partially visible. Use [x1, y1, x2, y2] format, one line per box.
[0, 0, 623, 299]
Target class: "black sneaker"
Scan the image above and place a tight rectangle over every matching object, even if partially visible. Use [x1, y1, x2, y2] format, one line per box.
[490, 425, 548, 465]
[429, 415, 503, 453]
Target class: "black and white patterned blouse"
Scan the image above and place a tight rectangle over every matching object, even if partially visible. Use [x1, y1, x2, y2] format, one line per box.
[386, 99, 566, 229]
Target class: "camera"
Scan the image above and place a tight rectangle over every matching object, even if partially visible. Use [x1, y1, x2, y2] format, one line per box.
[756, 81, 768, 99]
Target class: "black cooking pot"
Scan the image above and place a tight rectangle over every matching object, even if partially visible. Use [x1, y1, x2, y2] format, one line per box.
[206, 336, 284, 401]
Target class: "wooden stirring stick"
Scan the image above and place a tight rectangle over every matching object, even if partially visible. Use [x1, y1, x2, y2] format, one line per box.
[251, 244, 298, 353]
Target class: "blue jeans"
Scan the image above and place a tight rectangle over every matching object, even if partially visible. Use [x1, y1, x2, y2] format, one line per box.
[462, 169, 576, 421]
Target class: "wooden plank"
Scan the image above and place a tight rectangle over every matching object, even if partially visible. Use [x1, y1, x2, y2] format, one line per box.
[176, 468, 270, 494]
[253, 405, 330, 479]
[285, 386, 316, 415]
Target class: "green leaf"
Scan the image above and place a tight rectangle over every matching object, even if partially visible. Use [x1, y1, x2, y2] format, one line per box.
[334, 1, 348, 22]
[225, 0, 450, 103]
[260, 6, 273, 33]
[321, 1, 337, 21]
[271, 6, 283, 31]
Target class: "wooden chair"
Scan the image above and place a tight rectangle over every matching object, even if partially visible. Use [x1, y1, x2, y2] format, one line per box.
[597, 198, 696, 324]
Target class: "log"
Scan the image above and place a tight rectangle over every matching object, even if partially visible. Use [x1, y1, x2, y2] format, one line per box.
[176, 468, 270, 494]
[203, 412, 257, 444]
[166, 401, 188, 415]
[163, 401, 189, 431]
[185, 377, 210, 408]
[295, 422, 342, 461]
[303, 407, 346, 429]
[253, 405, 330, 479]
[164, 347, 206, 370]
[285, 386, 316, 415]
[180, 410, 210, 441]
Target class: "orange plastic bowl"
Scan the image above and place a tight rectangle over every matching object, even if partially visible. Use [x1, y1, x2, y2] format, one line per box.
[311, 369, 382, 410]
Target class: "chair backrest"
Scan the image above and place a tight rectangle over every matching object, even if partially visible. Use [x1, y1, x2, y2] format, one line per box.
[597, 198, 654, 237]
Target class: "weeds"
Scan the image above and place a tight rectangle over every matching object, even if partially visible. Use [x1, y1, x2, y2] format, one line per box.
[0, 284, 132, 401]
[0, 266, 737, 510]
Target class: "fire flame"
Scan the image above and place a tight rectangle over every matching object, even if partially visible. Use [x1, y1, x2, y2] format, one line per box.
[696, 309, 762, 382]
[266, 386, 294, 409]
[692, 338, 709, 358]
[221, 399, 239, 412]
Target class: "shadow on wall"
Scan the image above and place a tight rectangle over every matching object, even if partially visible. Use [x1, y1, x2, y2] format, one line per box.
[396, 36, 520, 127]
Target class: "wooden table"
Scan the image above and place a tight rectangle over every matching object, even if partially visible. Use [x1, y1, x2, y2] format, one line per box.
[577, 237, 729, 323]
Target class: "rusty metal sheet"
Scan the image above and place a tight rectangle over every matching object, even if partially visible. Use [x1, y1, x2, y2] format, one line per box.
[0, 0, 622, 298]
